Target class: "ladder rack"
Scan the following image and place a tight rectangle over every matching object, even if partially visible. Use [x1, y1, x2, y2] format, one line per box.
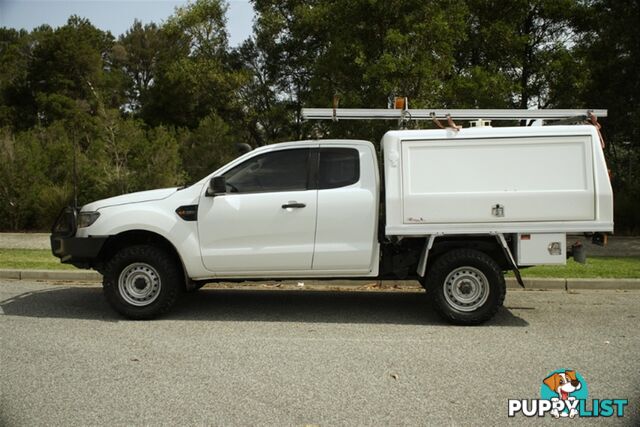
[301, 108, 607, 121]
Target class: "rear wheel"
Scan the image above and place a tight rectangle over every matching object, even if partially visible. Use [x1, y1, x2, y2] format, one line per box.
[103, 245, 182, 319]
[425, 249, 505, 325]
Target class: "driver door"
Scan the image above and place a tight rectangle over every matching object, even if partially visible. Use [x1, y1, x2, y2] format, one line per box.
[197, 147, 318, 274]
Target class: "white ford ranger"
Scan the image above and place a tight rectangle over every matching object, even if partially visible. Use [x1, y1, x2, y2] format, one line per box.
[51, 116, 613, 324]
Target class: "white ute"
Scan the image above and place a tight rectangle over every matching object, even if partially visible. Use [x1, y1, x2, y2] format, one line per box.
[51, 109, 613, 324]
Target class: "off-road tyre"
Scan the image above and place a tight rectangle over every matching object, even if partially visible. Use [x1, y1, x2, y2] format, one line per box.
[426, 249, 505, 325]
[103, 245, 182, 319]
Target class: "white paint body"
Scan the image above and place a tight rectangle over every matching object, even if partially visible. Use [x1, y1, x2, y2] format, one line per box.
[383, 125, 613, 235]
[79, 140, 380, 280]
[76, 126, 613, 280]
[516, 233, 567, 266]
[195, 141, 379, 278]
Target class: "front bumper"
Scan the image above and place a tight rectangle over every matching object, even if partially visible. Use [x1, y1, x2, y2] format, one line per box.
[50, 207, 107, 268]
[50, 235, 107, 266]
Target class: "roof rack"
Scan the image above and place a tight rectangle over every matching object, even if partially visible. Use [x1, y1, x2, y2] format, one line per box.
[301, 108, 608, 121]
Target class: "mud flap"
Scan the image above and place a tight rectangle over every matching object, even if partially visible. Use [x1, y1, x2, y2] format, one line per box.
[495, 233, 525, 288]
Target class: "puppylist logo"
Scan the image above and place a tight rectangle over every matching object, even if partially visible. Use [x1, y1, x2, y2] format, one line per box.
[508, 369, 629, 418]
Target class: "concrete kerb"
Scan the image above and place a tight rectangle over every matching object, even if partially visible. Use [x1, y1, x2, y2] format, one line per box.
[0, 269, 638, 290]
[566, 278, 640, 291]
[0, 269, 21, 280]
[0, 269, 102, 281]
[506, 277, 566, 290]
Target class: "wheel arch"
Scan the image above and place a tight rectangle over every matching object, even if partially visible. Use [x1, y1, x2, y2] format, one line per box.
[425, 235, 513, 276]
[96, 230, 189, 290]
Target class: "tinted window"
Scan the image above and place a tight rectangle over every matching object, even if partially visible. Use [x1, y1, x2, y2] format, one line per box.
[223, 149, 310, 193]
[318, 148, 360, 189]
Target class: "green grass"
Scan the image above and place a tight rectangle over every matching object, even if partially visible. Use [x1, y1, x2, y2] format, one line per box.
[0, 249, 639, 279]
[512, 257, 640, 279]
[0, 248, 76, 270]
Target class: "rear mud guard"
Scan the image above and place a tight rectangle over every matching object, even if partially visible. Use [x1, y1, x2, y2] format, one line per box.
[494, 233, 525, 288]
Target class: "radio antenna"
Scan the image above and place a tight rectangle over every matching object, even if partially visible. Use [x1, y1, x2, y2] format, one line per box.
[72, 130, 78, 211]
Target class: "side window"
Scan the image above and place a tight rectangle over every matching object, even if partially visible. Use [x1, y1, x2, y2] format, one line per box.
[318, 148, 360, 189]
[223, 148, 310, 193]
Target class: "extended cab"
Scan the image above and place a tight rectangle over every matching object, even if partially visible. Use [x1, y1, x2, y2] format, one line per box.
[51, 124, 613, 324]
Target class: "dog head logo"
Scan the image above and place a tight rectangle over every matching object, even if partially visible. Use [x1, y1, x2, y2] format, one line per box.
[543, 370, 582, 400]
[540, 369, 588, 418]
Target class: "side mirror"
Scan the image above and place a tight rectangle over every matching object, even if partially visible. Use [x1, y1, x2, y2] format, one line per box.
[206, 176, 227, 197]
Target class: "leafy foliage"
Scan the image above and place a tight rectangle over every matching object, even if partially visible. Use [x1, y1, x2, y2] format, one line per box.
[572, 0, 640, 233]
[0, 0, 637, 232]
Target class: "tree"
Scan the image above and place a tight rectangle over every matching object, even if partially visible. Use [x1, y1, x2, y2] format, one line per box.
[27, 17, 124, 124]
[179, 112, 236, 181]
[0, 28, 35, 130]
[574, 0, 640, 232]
[1, 0, 637, 233]
[114, 21, 164, 113]
[250, 0, 468, 143]
[447, 0, 582, 110]
[141, 0, 247, 129]
[232, 40, 293, 147]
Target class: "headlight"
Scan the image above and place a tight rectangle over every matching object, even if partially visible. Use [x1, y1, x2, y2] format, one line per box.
[77, 211, 100, 228]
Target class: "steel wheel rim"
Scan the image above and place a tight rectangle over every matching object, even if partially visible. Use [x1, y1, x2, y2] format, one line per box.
[118, 263, 161, 307]
[443, 266, 490, 312]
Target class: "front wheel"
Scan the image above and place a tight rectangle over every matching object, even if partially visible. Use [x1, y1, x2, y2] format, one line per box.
[103, 245, 182, 319]
[425, 249, 505, 325]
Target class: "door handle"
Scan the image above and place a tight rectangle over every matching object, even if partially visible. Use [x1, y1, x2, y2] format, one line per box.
[282, 202, 306, 209]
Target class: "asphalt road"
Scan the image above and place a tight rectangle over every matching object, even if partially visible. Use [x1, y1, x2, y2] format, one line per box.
[1, 280, 639, 426]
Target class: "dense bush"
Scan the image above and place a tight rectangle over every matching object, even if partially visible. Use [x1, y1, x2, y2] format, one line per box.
[0, 0, 638, 232]
[0, 117, 184, 230]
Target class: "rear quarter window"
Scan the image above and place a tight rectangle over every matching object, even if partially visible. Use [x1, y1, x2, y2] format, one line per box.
[318, 148, 360, 189]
